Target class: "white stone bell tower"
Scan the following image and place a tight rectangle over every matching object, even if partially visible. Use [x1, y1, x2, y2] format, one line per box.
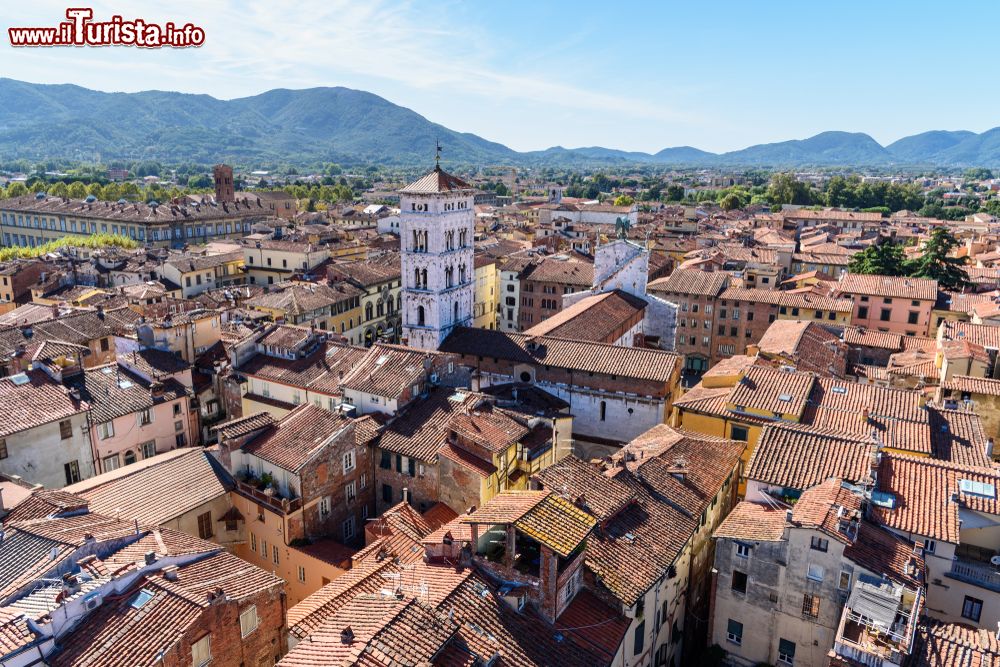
[399, 152, 475, 350]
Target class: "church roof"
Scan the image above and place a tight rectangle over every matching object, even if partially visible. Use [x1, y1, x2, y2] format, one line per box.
[400, 166, 472, 194]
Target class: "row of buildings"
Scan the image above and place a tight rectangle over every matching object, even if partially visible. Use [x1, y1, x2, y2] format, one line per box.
[0, 164, 999, 665]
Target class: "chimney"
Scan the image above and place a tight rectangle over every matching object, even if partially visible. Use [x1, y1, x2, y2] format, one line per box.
[785, 509, 793, 523]
[61, 573, 81, 597]
[96, 305, 105, 320]
[144, 551, 156, 566]
[162, 566, 179, 581]
[402, 487, 410, 504]
[988, 438, 995, 459]
[207, 586, 226, 604]
[150, 381, 165, 399]
[340, 627, 354, 644]
[861, 407, 870, 424]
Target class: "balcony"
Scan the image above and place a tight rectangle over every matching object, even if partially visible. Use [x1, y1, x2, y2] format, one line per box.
[833, 579, 920, 667]
[234, 478, 302, 515]
[946, 556, 1000, 592]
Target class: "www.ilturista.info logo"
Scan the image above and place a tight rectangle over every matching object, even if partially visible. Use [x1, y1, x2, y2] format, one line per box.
[8, 8, 205, 48]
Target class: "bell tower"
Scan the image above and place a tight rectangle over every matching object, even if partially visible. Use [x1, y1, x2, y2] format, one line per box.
[400, 150, 475, 350]
[213, 164, 235, 203]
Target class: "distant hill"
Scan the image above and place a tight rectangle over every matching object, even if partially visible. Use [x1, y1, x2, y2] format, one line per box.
[0, 78, 998, 167]
[715, 131, 892, 166]
[0, 78, 516, 165]
[885, 130, 976, 162]
[653, 146, 717, 163]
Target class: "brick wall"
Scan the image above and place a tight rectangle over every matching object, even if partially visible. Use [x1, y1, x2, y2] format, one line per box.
[711, 300, 778, 364]
[300, 423, 373, 545]
[175, 580, 286, 667]
[374, 448, 440, 514]
[437, 456, 481, 515]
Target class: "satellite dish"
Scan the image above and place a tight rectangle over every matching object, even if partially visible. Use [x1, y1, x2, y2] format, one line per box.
[990, 555, 1000, 567]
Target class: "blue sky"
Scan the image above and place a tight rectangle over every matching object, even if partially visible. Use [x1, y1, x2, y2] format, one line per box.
[3, 0, 998, 153]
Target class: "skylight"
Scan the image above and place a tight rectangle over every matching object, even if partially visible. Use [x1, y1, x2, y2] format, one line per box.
[777, 394, 793, 402]
[870, 491, 896, 509]
[130, 589, 154, 609]
[959, 479, 996, 499]
[832, 386, 848, 395]
[9, 373, 29, 386]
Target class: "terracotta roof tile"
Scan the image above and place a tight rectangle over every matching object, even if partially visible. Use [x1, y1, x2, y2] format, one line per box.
[714, 501, 788, 541]
[399, 167, 473, 194]
[378, 388, 481, 462]
[533, 456, 635, 522]
[461, 490, 548, 525]
[873, 453, 1000, 543]
[440, 328, 681, 384]
[943, 374, 1000, 397]
[910, 619, 1000, 667]
[839, 273, 937, 301]
[513, 493, 596, 558]
[746, 423, 877, 491]
[64, 448, 231, 526]
[0, 369, 86, 439]
[524, 290, 647, 342]
[340, 344, 438, 400]
[243, 403, 354, 472]
[647, 268, 729, 297]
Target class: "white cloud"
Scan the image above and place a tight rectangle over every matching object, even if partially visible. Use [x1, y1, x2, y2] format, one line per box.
[3, 0, 695, 123]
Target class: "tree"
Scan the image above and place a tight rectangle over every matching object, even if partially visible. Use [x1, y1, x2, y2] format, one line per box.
[720, 193, 742, 211]
[49, 181, 69, 198]
[767, 173, 817, 207]
[964, 168, 994, 181]
[908, 227, 970, 289]
[67, 181, 87, 199]
[7, 182, 28, 198]
[848, 242, 907, 277]
[613, 194, 634, 207]
[664, 185, 685, 201]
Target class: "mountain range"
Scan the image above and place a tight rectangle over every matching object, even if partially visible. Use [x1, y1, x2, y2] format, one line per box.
[1, 77, 998, 168]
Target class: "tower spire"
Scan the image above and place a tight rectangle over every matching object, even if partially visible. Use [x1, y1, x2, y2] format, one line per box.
[435, 139, 442, 171]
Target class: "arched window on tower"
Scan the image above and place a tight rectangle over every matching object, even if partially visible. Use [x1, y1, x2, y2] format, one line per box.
[417, 306, 425, 326]
[454, 302, 460, 324]
[414, 267, 421, 289]
[421, 268, 428, 288]
[459, 264, 466, 284]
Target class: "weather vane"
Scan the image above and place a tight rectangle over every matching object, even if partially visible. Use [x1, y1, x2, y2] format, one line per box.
[435, 139, 442, 169]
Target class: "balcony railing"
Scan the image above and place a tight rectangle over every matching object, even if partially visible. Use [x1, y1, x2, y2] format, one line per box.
[234, 478, 302, 514]
[947, 557, 1000, 592]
